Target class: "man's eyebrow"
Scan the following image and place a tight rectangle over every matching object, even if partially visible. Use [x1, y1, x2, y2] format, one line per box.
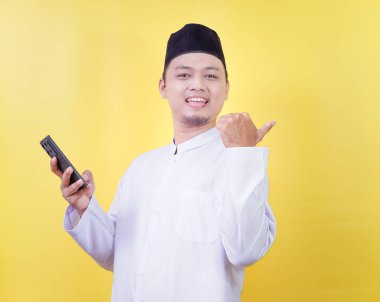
[175, 65, 192, 70]
[205, 66, 220, 71]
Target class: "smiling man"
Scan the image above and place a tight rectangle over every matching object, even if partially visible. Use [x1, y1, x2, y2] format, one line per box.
[50, 23, 277, 302]
[160, 52, 229, 143]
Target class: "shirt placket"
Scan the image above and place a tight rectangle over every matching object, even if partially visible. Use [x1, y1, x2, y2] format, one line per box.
[135, 151, 181, 302]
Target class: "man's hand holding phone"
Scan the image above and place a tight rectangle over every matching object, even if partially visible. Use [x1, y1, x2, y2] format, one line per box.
[50, 157, 95, 217]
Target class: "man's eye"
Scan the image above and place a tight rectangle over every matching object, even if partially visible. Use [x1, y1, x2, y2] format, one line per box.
[177, 74, 190, 78]
[206, 74, 217, 79]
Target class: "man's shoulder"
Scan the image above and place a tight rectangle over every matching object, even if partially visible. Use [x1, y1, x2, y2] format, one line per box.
[132, 144, 171, 165]
[120, 144, 171, 182]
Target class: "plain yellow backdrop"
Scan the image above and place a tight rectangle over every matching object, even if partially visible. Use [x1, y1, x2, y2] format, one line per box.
[1, 0, 379, 301]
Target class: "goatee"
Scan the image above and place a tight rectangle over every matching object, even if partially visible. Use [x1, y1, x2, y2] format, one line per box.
[182, 115, 210, 127]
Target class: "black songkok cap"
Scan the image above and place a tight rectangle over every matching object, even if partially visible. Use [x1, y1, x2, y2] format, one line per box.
[163, 23, 226, 71]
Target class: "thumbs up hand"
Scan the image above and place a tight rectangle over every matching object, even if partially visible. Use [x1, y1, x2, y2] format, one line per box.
[216, 112, 276, 148]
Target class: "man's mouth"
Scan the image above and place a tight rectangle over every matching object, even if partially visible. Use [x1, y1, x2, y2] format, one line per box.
[185, 97, 209, 108]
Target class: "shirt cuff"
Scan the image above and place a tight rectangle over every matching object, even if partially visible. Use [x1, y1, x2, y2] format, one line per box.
[223, 146, 269, 209]
[224, 146, 269, 170]
[63, 195, 97, 235]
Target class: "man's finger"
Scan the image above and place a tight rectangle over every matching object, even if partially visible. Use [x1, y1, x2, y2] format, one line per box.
[50, 157, 63, 178]
[217, 115, 227, 123]
[241, 112, 250, 119]
[83, 183, 92, 193]
[256, 120, 276, 142]
[218, 113, 236, 121]
[62, 178, 83, 198]
[82, 170, 93, 183]
[260, 120, 276, 133]
[61, 167, 73, 189]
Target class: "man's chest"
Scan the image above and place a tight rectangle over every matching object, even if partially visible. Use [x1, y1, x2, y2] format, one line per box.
[116, 146, 226, 245]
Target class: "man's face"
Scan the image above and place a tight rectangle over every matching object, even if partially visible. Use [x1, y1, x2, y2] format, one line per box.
[159, 53, 229, 128]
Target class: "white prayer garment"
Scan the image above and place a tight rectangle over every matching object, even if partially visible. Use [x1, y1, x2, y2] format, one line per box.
[64, 127, 276, 302]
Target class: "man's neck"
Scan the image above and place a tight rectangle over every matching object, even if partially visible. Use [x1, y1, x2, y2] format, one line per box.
[173, 122, 216, 145]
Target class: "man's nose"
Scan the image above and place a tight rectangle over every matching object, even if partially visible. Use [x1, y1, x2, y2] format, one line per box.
[188, 75, 206, 91]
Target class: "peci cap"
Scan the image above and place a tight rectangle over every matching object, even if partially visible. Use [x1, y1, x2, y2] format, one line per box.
[163, 23, 227, 73]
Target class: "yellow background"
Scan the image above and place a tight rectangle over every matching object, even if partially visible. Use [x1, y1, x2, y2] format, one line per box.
[1, 0, 379, 301]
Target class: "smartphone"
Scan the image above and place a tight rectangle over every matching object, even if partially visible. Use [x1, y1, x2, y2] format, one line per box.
[40, 135, 88, 191]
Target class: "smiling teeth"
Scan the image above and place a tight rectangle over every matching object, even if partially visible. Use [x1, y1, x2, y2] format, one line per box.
[187, 98, 207, 103]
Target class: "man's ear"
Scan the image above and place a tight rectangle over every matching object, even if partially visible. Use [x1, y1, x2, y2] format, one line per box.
[158, 78, 167, 99]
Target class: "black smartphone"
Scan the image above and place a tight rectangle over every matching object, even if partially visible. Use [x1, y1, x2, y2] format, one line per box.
[40, 135, 88, 191]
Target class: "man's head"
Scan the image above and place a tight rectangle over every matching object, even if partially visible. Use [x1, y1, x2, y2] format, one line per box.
[159, 24, 229, 128]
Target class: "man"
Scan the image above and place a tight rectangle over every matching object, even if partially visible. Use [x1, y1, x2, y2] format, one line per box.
[50, 23, 277, 302]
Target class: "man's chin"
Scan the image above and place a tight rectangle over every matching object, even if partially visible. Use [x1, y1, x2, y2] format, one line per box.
[182, 115, 210, 127]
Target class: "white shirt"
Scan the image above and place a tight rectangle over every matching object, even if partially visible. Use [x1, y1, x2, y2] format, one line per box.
[64, 127, 276, 302]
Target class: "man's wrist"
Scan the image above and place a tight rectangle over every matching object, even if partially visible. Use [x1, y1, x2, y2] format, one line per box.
[74, 199, 90, 218]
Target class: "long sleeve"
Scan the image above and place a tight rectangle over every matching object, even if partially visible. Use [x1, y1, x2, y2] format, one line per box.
[63, 174, 126, 271]
[219, 146, 276, 267]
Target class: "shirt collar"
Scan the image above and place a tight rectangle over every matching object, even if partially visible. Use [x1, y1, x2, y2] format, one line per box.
[170, 127, 220, 155]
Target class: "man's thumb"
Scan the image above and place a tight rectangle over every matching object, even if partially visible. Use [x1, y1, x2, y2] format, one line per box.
[82, 170, 93, 182]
